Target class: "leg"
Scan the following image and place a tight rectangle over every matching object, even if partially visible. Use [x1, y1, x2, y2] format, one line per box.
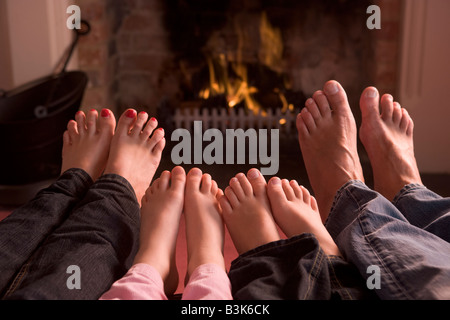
[4, 109, 165, 300]
[326, 180, 450, 300]
[0, 109, 115, 296]
[296, 80, 364, 221]
[266, 177, 341, 256]
[219, 168, 280, 254]
[133, 166, 186, 297]
[183, 168, 232, 300]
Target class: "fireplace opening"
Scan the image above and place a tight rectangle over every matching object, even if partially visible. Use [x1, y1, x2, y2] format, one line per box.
[160, 0, 373, 136]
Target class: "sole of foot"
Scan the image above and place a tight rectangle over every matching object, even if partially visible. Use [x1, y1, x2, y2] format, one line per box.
[296, 80, 364, 222]
[219, 168, 280, 255]
[359, 87, 422, 201]
[103, 109, 166, 206]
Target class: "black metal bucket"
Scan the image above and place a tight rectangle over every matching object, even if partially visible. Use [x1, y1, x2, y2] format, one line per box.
[0, 71, 88, 187]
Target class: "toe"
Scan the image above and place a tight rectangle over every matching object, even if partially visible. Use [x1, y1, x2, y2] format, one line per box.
[170, 166, 186, 192]
[323, 80, 350, 115]
[218, 194, 232, 215]
[296, 113, 310, 137]
[75, 111, 87, 135]
[67, 120, 78, 138]
[201, 174, 212, 194]
[360, 87, 380, 120]
[151, 138, 166, 156]
[236, 172, 253, 196]
[300, 108, 316, 132]
[186, 168, 203, 191]
[132, 112, 149, 137]
[281, 179, 295, 201]
[289, 180, 302, 199]
[148, 128, 165, 149]
[267, 177, 287, 205]
[98, 109, 116, 136]
[142, 117, 158, 139]
[117, 109, 137, 137]
[400, 108, 410, 131]
[392, 102, 402, 124]
[305, 98, 322, 121]
[229, 177, 246, 200]
[159, 171, 171, 190]
[247, 168, 267, 197]
[86, 109, 98, 135]
[312, 91, 331, 117]
[224, 186, 239, 208]
[380, 94, 394, 121]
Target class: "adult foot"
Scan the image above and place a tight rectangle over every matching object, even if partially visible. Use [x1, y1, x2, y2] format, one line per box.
[133, 166, 186, 296]
[359, 87, 422, 201]
[296, 80, 364, 222]
[219, 169, 280, 254]
[61, 109, 116, 181]
[104, 109, 166, 205]
[185, 168, 226, 278]
[267, 178, 341, 256]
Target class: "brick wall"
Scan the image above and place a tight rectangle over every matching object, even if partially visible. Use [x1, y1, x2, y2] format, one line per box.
[75, 0, 403, 117]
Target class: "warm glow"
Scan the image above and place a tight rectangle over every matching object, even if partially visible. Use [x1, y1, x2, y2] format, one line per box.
[198, 11, 285, 115]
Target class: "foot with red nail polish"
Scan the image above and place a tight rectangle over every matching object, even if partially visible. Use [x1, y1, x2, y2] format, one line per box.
[61, 108, 116, 181]
[104, 109, 166, 206]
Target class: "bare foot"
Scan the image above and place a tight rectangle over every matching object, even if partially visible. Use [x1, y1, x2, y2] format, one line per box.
[133, 166, 186, 296]
[103, 109, 166, 205]
[359, 87, 422, 201]
[219, 169, 280, 255]
[267, 178, 341, 256]
[296, 80, 364, 222]
[184, 168, 226, 278]
[61, 109, 116, 180]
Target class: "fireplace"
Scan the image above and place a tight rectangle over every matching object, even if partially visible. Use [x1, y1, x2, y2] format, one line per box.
[76, 0, 403, 184]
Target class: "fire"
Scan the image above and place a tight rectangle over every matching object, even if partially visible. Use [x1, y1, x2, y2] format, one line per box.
[198, 11, 287, 117]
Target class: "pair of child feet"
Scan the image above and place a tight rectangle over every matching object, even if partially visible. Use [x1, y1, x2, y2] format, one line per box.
[60, 80, 423, 297]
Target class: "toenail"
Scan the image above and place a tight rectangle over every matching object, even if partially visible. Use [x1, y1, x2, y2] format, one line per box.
[247, 169, 260, 180]
[101, 109, 110, 118]
[306, 98, 314, 106]
[270, 178, 281, 185]
[325, 82, 339, 95]
[150, 117, 157, 122]
[190, 169, 202, 177]
[126, 110, 136, 118]
[365, 88, 378, 98]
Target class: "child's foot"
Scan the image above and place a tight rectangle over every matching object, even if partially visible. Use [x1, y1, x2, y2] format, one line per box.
[133, 166, 186, 296]
[296, 80, 364, 222]
[185, 168, 226, 278]
[219, 169, 280, 254]
[61, 109, 116, 181]
[103, 109, 166, 205]
[267, 178, 341, 256]
[359, 87, 422, 200]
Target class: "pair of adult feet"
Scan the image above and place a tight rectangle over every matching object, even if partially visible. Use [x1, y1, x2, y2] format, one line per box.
[216, 80, 423, 274]
[297, 80, 422, 222]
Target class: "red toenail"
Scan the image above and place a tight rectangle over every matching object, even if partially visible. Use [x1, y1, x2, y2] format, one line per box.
[151, 117, 156, 122]
[90, 109, 96, 112]
[101, 109, 110, 117]
[126, 110, 136, 118]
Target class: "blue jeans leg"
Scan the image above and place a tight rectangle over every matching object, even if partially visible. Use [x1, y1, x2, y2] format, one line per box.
[3, 173, 140, 300]
[325, 180, 450, 300]
[393, 184, 450, 242]
[0, 169, 92, 296]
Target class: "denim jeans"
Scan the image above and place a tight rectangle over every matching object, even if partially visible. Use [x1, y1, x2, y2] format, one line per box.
[228, 233, 376, 300]
[0, 169, 140, 300]
[325, 180, 450, 300]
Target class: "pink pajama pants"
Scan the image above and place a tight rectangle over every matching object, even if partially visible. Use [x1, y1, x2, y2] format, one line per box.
[100, 263, 232, 300]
